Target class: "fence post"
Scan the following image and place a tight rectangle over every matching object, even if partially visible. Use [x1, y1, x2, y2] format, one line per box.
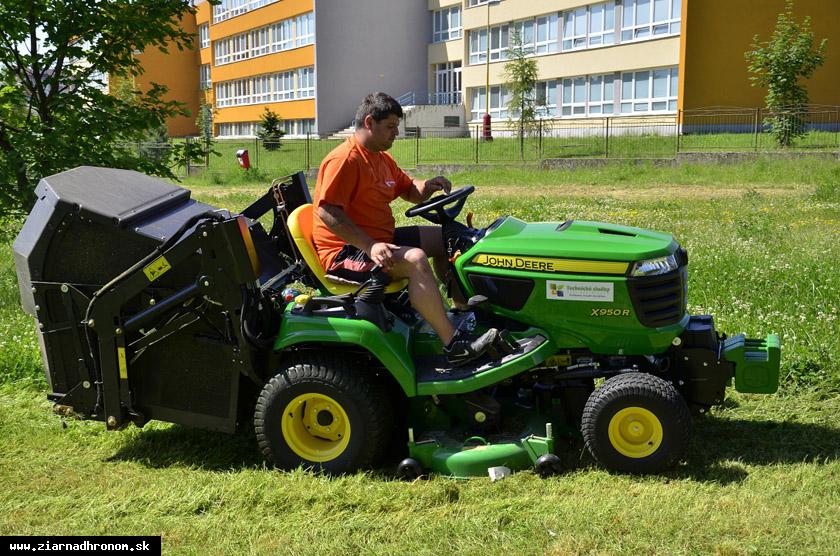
[753, 107, 760, 151]
[538, 119, 543, 161]
[184, 137, 191, 178]
[305, 132, 310, 171]
[474, 125, 480, 164]
[254, 137, 259, 169]
[415, 127, 420, 167]
[604, 117, 610, 158]
[674, 110, 680, 157]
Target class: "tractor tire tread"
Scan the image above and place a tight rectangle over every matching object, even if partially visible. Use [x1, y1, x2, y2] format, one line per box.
[581, 373, 691, 474]
[254, 352, 392, 473]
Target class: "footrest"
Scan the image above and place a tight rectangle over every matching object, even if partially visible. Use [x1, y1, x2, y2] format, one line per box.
[723, 333, 780, 394]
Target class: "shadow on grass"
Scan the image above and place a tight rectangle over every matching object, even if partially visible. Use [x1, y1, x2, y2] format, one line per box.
[107, 425, 264, 471]
[107, 414, 839, 485]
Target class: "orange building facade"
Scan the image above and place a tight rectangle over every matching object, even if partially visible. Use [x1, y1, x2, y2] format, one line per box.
[136, 0, 838, 138]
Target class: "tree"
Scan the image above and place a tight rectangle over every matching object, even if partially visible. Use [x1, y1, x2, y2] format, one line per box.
[0, 0, 197, 215]
[257, 108, 286, 151]
[503, 29, 539, 158]
[745, 0, 828, 147]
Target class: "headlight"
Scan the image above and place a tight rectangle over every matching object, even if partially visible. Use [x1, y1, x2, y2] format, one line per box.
[631, 254, 678, 277]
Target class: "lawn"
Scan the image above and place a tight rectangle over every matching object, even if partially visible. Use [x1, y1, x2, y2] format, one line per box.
[173, 127, 840, 180]
[1, 158, 838, 554]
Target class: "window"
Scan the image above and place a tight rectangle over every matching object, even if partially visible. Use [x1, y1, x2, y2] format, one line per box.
[587, 74, 615, 114]
[274, 71, 295, 101]
[469, 25, 507, 65]
[433, 62, 462, 104]
[588, 2, 615, 46]
[214, 39, 231, 65]
[214, 67, 317, 107]
[561, 77, 587, 116]
[489, 24, 509, 61]
[272, 19, 294, 52]
[470, 85, 510, 121]
[563, 7, 587, 50]
[253, 75, 271, 103]
[212, 0, 280, 24]
[199, 24, 210, 49]
[432, 6, 462, 42]
[297, 67, 315, 98]
[535, 14, 559, 54]
[622, 0, 681, 41]
[295, 12, 315, 47]
[199, 64, 211, 90]
[467, 0, 492, 6]
[469, 28, 487, 64]
[250, 27, 270, 57]
[535, 80, 558, 117]
[620, 67, 678, 113]
[563, 2, 614, 50]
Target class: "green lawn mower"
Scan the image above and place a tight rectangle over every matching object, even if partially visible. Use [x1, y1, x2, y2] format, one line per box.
[14, 167, 780, 478]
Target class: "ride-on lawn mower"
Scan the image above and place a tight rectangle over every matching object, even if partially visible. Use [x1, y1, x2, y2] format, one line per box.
[14, 167, 780, 477]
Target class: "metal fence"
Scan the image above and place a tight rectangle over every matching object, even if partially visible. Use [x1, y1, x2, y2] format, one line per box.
[149, 105, 840, 179]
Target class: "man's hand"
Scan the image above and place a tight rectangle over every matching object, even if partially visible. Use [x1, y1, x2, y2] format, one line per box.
[368, 242, 400, 272]
[424, 176, 452, 195]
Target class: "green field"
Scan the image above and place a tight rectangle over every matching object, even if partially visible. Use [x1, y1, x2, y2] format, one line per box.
[1, 158, 839, 554]
[173, 128, 840, 180]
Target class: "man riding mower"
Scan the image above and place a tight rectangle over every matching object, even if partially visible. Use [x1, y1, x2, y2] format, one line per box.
[15, 167, 780, 478]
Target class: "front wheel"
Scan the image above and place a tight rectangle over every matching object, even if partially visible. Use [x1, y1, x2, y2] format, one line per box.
[581, 373, 691, 474]
[254, 354, 392, 473]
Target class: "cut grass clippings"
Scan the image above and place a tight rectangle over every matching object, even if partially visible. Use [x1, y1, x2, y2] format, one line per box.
[1, 158, 838, 554]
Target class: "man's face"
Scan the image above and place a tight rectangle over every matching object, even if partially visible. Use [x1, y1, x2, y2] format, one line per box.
[366, 114, 400, 151]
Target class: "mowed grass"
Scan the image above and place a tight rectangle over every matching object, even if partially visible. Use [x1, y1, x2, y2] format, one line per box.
[1, 158, 839, 554]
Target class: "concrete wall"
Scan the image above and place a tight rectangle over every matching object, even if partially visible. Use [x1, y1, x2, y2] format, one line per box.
[401, 104, 468, 135]
[680, 0, 840, 109]
[314, 0, 431, 133]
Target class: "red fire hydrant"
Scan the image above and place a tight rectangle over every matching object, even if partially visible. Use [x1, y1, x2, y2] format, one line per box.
[236, 149, 250, 169]
[482, 113, 493, 141]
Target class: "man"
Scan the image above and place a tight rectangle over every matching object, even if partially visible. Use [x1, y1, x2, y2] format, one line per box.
[313, 92, 497, 367]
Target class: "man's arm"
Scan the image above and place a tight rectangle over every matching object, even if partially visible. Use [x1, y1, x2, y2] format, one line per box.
[317, 204, 399, 271]
[401, 175, 452, 204]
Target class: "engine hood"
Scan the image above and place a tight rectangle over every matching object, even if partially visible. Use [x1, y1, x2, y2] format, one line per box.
[473, 217, 678, 265]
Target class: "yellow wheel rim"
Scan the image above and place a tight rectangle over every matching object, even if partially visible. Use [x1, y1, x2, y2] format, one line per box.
[608, 406, 663, 459]
[281, 393, 351, 463]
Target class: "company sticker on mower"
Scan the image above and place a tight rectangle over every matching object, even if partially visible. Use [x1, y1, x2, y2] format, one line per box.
[546, 280, 614, 302]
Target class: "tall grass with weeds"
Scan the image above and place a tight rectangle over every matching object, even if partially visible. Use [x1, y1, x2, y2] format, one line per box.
[1, 159, 838, 553]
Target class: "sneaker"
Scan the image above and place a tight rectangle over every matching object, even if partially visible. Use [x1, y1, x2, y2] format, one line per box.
[444, 328, 500, 367]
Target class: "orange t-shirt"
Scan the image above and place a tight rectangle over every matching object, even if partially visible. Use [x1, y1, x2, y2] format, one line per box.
[313, 135, 414, 269]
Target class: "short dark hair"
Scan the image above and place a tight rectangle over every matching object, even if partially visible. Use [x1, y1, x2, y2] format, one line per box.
[354, 92, 403, 129]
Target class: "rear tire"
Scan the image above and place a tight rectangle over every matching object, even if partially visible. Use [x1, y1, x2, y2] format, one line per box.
[582, 373, 691, 474]
[254, 353, 392, 473]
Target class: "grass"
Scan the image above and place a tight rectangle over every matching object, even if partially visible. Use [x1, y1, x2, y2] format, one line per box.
[173, 128, 840, 180]
[1, 158, 839, 554]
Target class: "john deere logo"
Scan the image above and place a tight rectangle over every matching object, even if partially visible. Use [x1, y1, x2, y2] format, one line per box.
[471, 254, 628, 275]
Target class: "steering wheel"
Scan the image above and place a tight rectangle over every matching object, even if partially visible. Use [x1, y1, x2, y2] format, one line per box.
[404, 185, 475, 224]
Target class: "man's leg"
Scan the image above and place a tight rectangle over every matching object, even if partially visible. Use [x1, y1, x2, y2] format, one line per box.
[389, 246, 455, 344]
[389, 246, 498, 367]
[416, 226, 466, 306]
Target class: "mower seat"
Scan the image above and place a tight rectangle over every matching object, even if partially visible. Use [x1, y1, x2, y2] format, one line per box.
[287, 203, 408, 295]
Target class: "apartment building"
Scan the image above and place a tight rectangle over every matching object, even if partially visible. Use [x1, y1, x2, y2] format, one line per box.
[137, 0, 837, 137]
[430, 0, 681, 124]
[150, 0, 428, 137]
